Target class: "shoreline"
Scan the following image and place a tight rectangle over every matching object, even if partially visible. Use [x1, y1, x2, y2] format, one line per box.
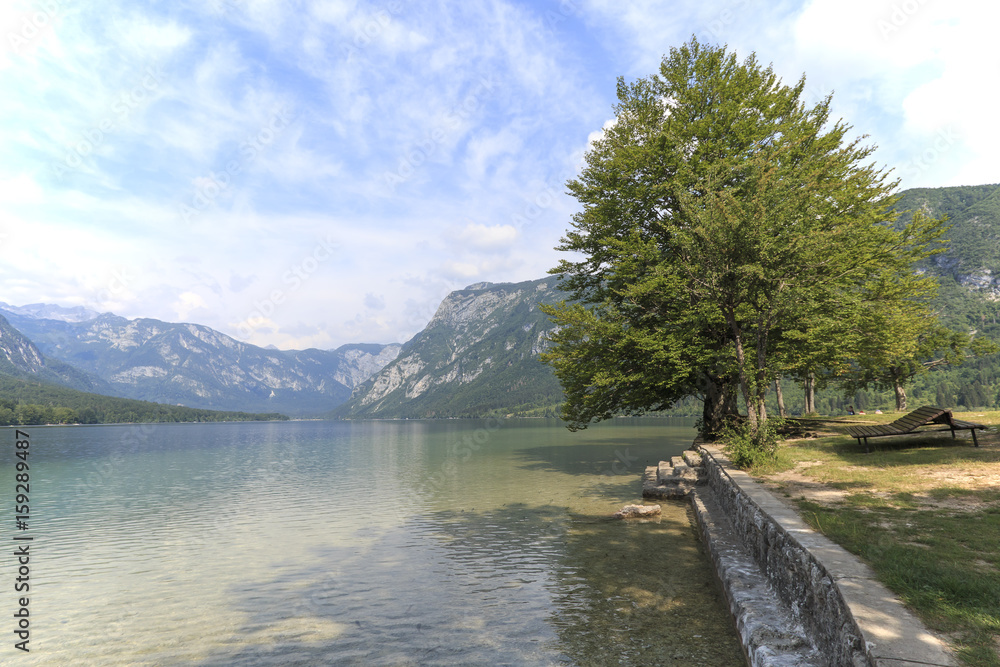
[646, 440, 958, 666]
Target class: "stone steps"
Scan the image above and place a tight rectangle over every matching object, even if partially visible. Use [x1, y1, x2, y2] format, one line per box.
[642, 450, 705, 499]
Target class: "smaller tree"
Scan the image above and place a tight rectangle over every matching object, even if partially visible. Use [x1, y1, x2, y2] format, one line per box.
[845, 310, 998, 411]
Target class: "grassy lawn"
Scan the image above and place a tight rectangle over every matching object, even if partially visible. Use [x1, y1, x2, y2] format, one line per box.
[756, 411, 1000, 666]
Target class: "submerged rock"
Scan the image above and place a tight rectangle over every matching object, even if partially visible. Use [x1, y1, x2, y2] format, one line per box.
[613, 504, 662, 519]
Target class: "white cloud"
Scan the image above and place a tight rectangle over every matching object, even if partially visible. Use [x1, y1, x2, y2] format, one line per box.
[0, 2, 66, 67]
[2, 0, 996, 352]
[464, 128, 522, 181]
[109, 12, 192, 57]
[0, 174, 43, 204]
[453, 223, 518, 251]
[309, 0, 356, 25]
[441, 260, 481, 279]
[586, 117, 617, 150]
[789, 0, 1000, 187]
[793, 0, 933, 73]
[173, 291, 209, 321]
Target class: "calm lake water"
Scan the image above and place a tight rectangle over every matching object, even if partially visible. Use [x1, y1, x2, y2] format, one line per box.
[2, 418, 744, 665]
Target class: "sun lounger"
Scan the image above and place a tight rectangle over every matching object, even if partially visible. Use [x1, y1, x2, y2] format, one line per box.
[845, 405, 986, 451]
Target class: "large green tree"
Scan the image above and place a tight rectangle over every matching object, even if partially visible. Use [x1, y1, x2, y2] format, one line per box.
[543, 38, 947, 439]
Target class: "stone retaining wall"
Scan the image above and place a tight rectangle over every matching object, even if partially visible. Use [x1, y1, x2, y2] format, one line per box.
[689, 441, 956, 667]
[696, 443, 868, 666]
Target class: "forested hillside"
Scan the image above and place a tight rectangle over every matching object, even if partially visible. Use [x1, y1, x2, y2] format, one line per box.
[897, 183, 1000, 291]
[0, 375, 288, 425]
[779, 184, 1000, 415]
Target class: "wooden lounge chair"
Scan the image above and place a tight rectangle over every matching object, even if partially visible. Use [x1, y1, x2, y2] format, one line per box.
[845, 405, 987, 451]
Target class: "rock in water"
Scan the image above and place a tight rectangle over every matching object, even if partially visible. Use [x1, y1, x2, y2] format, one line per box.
[613, 504, 661, 519]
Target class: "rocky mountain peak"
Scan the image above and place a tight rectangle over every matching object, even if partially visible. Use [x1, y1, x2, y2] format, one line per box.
[334, 277, 565, 418]
[0, 314, 46, 374]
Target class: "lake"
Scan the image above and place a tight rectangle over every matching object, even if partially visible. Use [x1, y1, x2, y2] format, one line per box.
[2, 418, 745, 665]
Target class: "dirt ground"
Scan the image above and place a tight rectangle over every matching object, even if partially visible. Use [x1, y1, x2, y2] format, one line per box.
[758, 427, 1000, 511]
[755, 425, 1000, 663]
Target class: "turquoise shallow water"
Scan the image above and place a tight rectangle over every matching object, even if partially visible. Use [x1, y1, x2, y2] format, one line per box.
[1, 418, 744, 665]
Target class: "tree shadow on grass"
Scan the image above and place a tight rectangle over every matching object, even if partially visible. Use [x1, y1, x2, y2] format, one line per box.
[810, 432, 999, 468]
[796, 498, 1000, 663]
[826, 480, 875, 490]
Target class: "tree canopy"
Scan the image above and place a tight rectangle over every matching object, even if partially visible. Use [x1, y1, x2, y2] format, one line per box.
[542, 38, 948, 440]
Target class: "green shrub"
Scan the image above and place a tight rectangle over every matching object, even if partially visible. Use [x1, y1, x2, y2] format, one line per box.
[720, 417, 783, 470]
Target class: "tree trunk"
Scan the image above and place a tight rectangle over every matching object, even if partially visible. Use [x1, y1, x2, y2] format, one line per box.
[700, 373, 738, 439]
[724, 310, 758, 432]
[894, 380, 907, 412]
[753, 316, 770, 429]
[774, 377, 787, 418]
[803, 373, 816, 415]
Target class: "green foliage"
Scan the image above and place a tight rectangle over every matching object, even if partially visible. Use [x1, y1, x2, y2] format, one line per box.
[0, 375, 288, 425]
[539, 298, 701, 430]
[544, 37, 945, 437]
[719, 417, 782, 470]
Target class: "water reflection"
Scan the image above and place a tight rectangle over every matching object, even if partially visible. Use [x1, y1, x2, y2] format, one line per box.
[4, 419, 743, 665]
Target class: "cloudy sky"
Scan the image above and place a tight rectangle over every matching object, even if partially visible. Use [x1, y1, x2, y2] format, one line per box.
[1, 0, 996, 350]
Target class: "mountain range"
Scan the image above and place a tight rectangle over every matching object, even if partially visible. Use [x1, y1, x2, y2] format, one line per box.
[1, 183, 998, 421]
[0, 306, 400, 417]
[0, 316, 287, 424]
[0, 276, 568, 420]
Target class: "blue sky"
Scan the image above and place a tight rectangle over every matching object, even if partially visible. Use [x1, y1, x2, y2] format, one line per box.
[1, 0, 997, 350]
